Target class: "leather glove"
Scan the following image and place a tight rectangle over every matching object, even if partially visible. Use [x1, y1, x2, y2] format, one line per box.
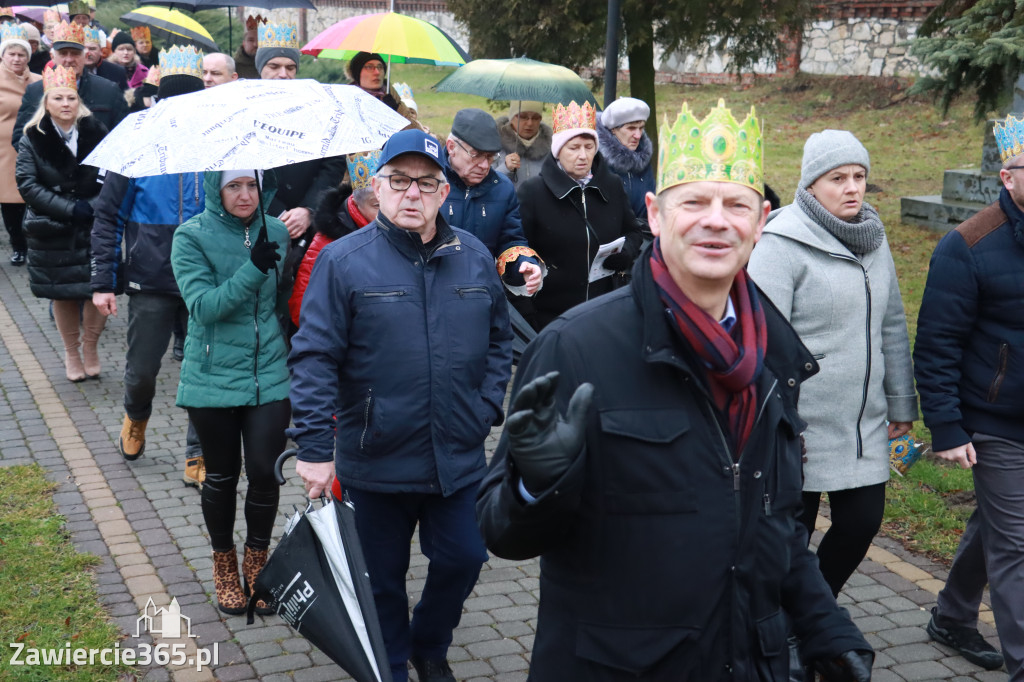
[72, 200, 94, 222]
[507, 371, 593, 493]
[249, 232, 280, 274]
[813, 649, 873, 682]
[602, 251, 633, 272]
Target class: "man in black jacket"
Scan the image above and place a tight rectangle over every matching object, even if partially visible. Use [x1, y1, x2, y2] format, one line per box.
[12, 20, 126, 148]
[83, 26, 128, 91]
[914, 113, 1024, 677]
[477, 100, 873, 681]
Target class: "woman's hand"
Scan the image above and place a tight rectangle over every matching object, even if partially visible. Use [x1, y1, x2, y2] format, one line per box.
[887, 421, 912, 440]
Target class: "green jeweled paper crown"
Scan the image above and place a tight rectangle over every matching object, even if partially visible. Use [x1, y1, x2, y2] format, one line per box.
[258, 22, 299, 49]
[158, 45, 204, 79]
[67, 0, 90, 17]
[347, 149, 382, 191]
[994, 113, 1024, 163]
[657, 98, 763, 195]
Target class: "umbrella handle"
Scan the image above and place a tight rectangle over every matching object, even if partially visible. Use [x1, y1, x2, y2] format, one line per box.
[274, 448, 299, 486]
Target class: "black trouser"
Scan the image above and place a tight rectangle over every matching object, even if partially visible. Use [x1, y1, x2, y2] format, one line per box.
[798, 482, 887, 597]
[1, 203, 26, 252]
[187, 400, 290, 552]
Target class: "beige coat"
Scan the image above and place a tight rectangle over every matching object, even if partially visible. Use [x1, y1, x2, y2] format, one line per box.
[0, 63, 41, 204]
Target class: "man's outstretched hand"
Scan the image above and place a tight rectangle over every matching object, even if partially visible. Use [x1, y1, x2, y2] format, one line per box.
[507, 371, 593, 493]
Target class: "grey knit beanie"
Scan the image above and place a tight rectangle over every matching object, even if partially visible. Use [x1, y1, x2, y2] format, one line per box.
[798, 129, 870, 190]
[255, 46, 299, 76]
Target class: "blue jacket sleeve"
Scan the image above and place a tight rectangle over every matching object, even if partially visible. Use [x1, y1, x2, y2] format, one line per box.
[287, 247, 351, 463]
[90, 172, 133, 293]
[482, 266, 515, 424]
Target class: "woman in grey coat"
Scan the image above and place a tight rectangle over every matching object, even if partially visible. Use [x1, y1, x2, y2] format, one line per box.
[747, 129, 917, 597]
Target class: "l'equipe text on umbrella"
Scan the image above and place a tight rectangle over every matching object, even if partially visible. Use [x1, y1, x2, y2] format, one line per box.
[254, 121, 306, 138]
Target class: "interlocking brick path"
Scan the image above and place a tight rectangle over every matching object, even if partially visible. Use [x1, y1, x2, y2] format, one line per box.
[0, 245, 1004, 681]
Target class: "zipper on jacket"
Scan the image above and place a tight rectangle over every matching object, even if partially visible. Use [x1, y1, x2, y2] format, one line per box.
[363, 290, 406, 298]
[360, 388, 373, 451]
[581, 189, 592, 301]
[252, 290, 261, 405]
[457, 286, 488, 297]
[988, 342, 1010, 402]
[831, 253, 871, 459]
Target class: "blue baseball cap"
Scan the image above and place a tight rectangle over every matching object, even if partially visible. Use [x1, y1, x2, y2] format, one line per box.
[378, 129, 446, 172]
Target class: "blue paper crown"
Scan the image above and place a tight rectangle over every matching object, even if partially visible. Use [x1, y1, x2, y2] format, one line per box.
[0, 23, 29, 44]
[258, 22, 299, 49]
[393, 82, 413, 101]
[994, 113, 1024, 163]
[82, 26, 101, 45]
[158, 45, 204, 79]
[347, 149, 382, 191]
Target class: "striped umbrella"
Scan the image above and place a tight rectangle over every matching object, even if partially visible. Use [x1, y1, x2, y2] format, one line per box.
[301, 12, 469, 66]
[120, 6, 218, 52]
[432, 57, 597, 106]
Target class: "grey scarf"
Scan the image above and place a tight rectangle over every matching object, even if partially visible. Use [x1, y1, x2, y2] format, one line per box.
[796, 187, 884, 255]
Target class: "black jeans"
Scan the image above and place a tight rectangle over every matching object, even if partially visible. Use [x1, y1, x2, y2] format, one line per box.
[188, 399, 290, 552]
[1, 203, 26, 252]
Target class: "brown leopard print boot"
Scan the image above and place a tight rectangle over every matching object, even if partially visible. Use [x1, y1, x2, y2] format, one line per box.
[212, 548, 246, 615]
[242, 545, 273, 615]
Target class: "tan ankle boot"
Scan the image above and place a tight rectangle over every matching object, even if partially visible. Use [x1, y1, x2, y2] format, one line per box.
[212, 548, 246, 615]
[242, 544, 272, 615]
[183, 455, 205, 489]
[119, 414, 148, 461]
[80, 302, 107, 379]
[52, 300, 85, 382]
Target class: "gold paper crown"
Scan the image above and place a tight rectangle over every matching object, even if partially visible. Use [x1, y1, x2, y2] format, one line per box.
[552, 101, 596, 135]
[657, 98, 763, 195]
[994, 113, 1024, 162]
[144, 65, 161, 86]
[43, 64, 77, 92]
[258, 21, 299, 49]
[158, 45, 203, 78]
[52, 20, 85, 47]
[0, 8, 14, 19]
[43, 9, 61, 25]
[67, 0, 90, 17]
[246, 14, 267, 32]
[347, 150, 382, 191]
[130, 26, 151, 42]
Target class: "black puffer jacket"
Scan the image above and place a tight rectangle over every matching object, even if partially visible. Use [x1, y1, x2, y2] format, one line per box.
[516, 152, 642, 329]
[16, 115, 106, 300]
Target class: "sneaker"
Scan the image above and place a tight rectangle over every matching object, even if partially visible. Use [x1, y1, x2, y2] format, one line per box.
[9, 250, 25, 266]
[183, 455, 205, 489]
[411, 656, 455, 682]
[927, 607, 1004, 670]
[119, 415, 148, 461]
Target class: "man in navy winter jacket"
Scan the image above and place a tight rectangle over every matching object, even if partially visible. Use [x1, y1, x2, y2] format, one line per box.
[289, 129, 513, 682]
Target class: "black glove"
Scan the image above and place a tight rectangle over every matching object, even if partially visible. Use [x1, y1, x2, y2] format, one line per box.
[249, 232, 281, 274]
[507, 371, 593, 493]
[813, 649, 873, 682]
[72, 200, 94, 222]
[602, 251, 633, 272]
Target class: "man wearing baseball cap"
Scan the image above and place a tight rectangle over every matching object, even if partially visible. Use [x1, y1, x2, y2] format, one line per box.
[289, 129, 514, 682]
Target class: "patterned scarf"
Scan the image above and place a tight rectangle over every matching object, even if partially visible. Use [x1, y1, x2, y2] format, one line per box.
[650, 239, 767, 458]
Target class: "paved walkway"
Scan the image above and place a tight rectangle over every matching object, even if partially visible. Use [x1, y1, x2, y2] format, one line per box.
[0, 245, 1006, 682]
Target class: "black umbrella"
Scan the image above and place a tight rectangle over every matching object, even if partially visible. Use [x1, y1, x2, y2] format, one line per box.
[248, 450, 392, 682]
[135, 0, 315, 52]
[508, 304, 536, 364]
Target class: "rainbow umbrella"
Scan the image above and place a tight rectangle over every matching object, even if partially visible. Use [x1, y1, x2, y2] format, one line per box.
[433, 57, 597, 106]
[301, 12, 469, 67]
[120, 6, 218, 52]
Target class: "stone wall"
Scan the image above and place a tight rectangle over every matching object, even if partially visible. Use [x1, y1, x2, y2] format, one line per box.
[800, 18, 920, 77]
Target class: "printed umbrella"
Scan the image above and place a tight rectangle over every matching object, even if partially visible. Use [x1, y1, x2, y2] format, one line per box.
[247, 450, 392, 682]
[432, 57, 598, 106]
[120, 6, 219, 52]
[301, 12, 469, 66]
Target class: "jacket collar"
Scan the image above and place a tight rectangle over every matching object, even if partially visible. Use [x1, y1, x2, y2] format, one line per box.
[596, 122, 653, 175]
[540, 152, 610, 201]
[998, 187, 1024, 249]
[445, 164, 500, 195]
[375, 210, 460, 261]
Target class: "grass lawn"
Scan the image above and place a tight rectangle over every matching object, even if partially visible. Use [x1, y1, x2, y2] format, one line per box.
[0, 465, 131, 681]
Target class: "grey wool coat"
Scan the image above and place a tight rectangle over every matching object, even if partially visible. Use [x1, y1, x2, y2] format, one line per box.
[747, 202, 918, 491]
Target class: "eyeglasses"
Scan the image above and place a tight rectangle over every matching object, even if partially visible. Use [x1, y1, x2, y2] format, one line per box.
[1006, 166, 1024, 171]
[452, 138, 497, 165]
[380, 173, 443, 193]
[362, 63, 386, 72]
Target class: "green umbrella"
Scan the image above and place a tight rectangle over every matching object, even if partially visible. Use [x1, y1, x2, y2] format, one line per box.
[432, 57, 597, 106]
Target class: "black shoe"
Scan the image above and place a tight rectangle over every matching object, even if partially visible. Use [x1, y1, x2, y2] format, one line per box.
[172, 335, 184, 361]
[927, 607, 1004, 670]
[9, 250, 25, 266]
[411, 656, 455, 682]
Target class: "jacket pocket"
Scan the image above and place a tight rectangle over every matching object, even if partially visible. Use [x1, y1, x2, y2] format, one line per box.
[200, 326, 215, 372]
[754, 610, 790, 682]
[575, 622, 701, 678]
[987, 342, 1009, 403]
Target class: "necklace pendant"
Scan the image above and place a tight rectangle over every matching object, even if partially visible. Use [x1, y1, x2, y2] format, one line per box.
[244, 227, 251, 249]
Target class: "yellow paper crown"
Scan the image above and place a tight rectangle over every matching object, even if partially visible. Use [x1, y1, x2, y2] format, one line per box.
[158, 45, 203, 78]
[657, 98, 763, 195]
[52, 20, 85, 47]
[258, 22, 298, 49]
[552, 101, 596, 135]
[347, 150, 382, 191]
[130, 26, 151, 42]
[994, 113, 1024, 163]
[43, 64, 77, 92]
[0, 8, 14, 19]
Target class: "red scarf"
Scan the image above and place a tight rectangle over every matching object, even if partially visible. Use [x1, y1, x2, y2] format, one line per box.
[650, 239, 767, 458]
[346, 194, 372, 228]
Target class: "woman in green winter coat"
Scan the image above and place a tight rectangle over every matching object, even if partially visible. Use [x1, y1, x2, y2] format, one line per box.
[171, 169, 291, 615]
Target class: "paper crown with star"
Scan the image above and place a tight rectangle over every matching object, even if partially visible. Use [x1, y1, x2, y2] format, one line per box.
[258, 21, 298, 49]
[130, 26, 150, 42]
[43, 64, 77, 92]
[657, 98, 763, 195]
[347, 150, 382, 191]
[994, 113, 1024, 163]
[158, 45, 203, 78]
[246, 14, 267, 31]
[52, 20, 85, 47]
[0, 23, 29, 42]
[552, 101, 596, 135]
